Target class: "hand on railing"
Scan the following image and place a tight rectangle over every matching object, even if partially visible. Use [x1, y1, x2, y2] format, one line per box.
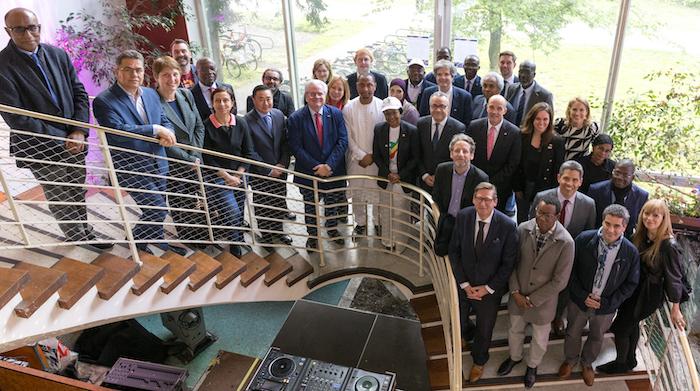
[672, 302, 686, 330]
[65, 130, 86, 154]
[154, 125, 176, 147]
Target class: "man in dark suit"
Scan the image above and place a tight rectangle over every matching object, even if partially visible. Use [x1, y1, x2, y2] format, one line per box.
[499, 50, 518, 95]
[588, 159, 648, 239]
[505, 60, 554, 126]
[170, 39, 198, 89]
[471, 72, 516, 124]
[191, 57, 235, 121]
[404, 58, 435, 109]
[347, 48, 388, 99]
[432, 134, 488, 255]
[449, 182, 518, 383]
[245, 85, 292, 245]
[467, 95, 521, 212]
[416, 92, 466, 193]
[245, 68, 295, 117]
[453, 55, 482, 97]
[93, 50, 181, 255]
[424, 46, 451, 84]
[288, 80, 348, 249]
[559, 204, 640, 386]
[418, 60, 473, 127]
[372, 97, 418, 252]
[0, 8, 111, 249]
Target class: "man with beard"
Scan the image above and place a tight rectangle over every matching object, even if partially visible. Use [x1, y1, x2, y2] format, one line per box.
[245, 68, 295, 117]
[170, 39, 198, 89]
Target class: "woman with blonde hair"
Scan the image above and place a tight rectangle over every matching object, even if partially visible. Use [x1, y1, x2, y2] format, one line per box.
[312, 58, 333, 84]
[555, 97, 600, 160]
[326, 75, 350, 110]
[598, 199, 687, 374]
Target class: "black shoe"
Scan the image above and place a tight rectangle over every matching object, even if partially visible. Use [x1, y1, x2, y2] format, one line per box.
[229, 245, 242, 258]
[306, 238, 318, 250]
[169, 246, 188, 256]
[374, 225, 382, 236]
[596, 360, 629, 374]
[524, 366, 537, 388]
[353, 225, 366, 238]
[277, 234, 293, 245]
[137, 244, 154, 255]
[284, 212, 296, 221]
[327, 229, 344, 245]
[497, 358, 522, 376]
[89, 241, 115, 250]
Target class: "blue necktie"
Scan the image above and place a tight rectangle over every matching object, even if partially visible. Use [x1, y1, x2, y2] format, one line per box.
[263, 113, 273, 136]
[515, 89, 526, 125]
[432, 123, 441, 149]
[30, 52, 59, 107]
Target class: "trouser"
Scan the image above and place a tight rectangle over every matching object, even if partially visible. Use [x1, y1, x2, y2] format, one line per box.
[379, 183, 412, 246]
[120, 174, 168, 243]
[613, 323, 641, 366]
[251, 177, 288, 234]
[205, 176, 243, 243]
[508, 314, 552, 367]
[564, 301, 615, 366]
[459, 287, 502, 365]
[167, 172, 208, 242]
[301, 186, 343, 236]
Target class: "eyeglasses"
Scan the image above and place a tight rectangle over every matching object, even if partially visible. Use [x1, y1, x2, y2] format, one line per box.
[6, 24, 41, 34]
[119, 67, 144, 74]
[535, 209, 559, 219]
[263, 75, 280, 82]
[430, 104, 448, 110]
[474, 196, 495, 203]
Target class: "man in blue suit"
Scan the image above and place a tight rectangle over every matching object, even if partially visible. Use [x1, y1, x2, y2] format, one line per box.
[449, 182, 519, 383]
[419, 59, 473, 127]
[93, 50, 183, 255]
[453, 55, 482, 97]
[588, 159, 649, 239]
[471, 72, 516, 124]
[288, 80, 348, 250]
[404, 58, 435, 109]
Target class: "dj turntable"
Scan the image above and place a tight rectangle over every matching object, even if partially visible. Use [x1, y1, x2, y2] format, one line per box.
[245, 347, 396, 391]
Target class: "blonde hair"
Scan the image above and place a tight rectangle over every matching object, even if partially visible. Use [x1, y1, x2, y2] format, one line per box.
[312, 59, 333, 83]
[354, 48, 374, 62]
[632, 199, 674, 268]
[326, 75, 350, 106]
[565, 97, 592, 128]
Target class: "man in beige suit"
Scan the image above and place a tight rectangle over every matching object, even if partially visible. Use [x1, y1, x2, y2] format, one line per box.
[497, 194, 575, 388]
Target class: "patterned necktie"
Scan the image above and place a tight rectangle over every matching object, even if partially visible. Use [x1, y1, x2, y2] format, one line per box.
[559, 199, 570, 225]
[263, 113, 273, 136]
[432, 123, 441, 149]
[314, 112, 323, 146]
[30, 52, 59, 106]
[536, 233, 547, 254]
[516, 89, 526, 125]
[486, 126, 496, 160]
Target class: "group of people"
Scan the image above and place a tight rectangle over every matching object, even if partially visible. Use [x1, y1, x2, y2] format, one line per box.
[0, 7, 689, 389]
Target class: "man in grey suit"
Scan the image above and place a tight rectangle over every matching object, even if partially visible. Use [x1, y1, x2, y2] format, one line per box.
[529, 160, 596, 335]
[497, 194, 575, 388]
[471, 72, 516, 124]
[505, 60, 553, 126]
[245, 85, 292, 245]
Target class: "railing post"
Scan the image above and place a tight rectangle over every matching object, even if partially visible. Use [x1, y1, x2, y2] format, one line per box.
[418, 194, 425, 277]
[243, 174, 256, 245]
[194, 164, 215, 244]
[96, 129, 140, 263]
[388, 187, 394, 250]
[313, 180, 324, 267]
[0, 168, 31, 245]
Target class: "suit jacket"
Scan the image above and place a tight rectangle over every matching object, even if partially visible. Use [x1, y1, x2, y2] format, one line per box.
[508, 220, 575, 324]
[416, 116, 466, 190]
[529, 188, 596, 239]
[287, 105, 348, 189]
[513, 133, 565, 194]
[347, 70, 388, 100]
[403, 78, 436, 110]
[159, 88, 204, 164]
[191, 81, 235, 122]
[372, 120, 418, 192]
[448, 207, 519, 293]
[466, 118, 521, 198]
[424, 71, 437, 84]
[246, 89, 295, 117]
[93, 84, 172, 177]
[505, 80, 554, 126]
[568, 229, 640, 315]
[501, 75, 519, 96]
[202, 115, 256, 172]
[244, 108, 290, 176]
[0, 42, 89, 166]
[453, 74, 483, 96]
[418, 86, 473, 127]
[588, 180, 649, 238]
[433, 162, 489, 215]
[471, 94, 516, 125]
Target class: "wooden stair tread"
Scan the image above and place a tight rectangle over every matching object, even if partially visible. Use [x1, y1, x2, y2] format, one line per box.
[0, 269, 30, 310]
[188, 252, 224, 291]
[12, 262, 67, 318]
[285, 253, 314, 287]
[239, 252, 270, 287]
[91, 253, 140, 300]
[51, 258, 105, 309]
[427, 358, 450, 390]
[214, 252, 247, 289]
[131, 251, 170, 296]
[264, 252, 293, 286]
[411, 293, 440, 323]
[159, 251, 196, 294]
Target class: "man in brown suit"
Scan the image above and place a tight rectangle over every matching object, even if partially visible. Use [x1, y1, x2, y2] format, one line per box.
[497, 194, 575, 388]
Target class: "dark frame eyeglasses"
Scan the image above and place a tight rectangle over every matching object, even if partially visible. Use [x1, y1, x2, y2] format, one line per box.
[5, 24, 41, 34]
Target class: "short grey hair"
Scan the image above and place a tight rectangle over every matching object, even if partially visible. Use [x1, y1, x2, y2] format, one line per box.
[116, 50, 143, 67]
[482, 71, 504, 92]
[559, 160, 584, 177]
[433, 59, 456, 76]
[474, 181, 497, 198]
[602, 204, 630, 226]
[449, 133, 475, 154]
[429, 91, 450, 104]
[305, 79, 328, 95]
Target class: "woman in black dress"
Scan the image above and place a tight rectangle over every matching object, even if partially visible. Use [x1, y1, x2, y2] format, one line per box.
[597, 199, 687, 374]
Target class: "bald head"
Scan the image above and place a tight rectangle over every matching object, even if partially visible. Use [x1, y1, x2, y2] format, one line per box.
[486, 95, 507, 125]
[4, 8, 40, 52]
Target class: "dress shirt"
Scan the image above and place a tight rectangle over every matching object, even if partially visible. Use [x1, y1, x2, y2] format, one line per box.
[504, 74, 516, 84]
[440, 86, 454, 113]
[556, 187, 576, 228]
[447, 167, 469, 217]
[308, 106, 324, 133]
[465, 77, 476, 93]
[116, 83, 150, 129]
[487, 118, 504, 144]
[459, 209, 496, 293]
[407, 80, 423, 103]
[198, 81, 218, 110]
[534, 222, 555, 253]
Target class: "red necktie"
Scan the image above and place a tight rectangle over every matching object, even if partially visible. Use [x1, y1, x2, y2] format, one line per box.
[487, 126, 496, 160]
[560, 199, 570, 225]
[314, 112, 323, 146]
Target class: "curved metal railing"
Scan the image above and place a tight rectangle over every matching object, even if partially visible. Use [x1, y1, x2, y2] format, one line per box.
[0, 103, 462, 389]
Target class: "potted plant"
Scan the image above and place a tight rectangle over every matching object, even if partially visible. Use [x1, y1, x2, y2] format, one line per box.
[651, 184, 700, 231]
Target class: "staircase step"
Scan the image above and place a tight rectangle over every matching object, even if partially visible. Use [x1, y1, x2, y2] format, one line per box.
[214, 252, 247, 289]
[0, 268, 30, 310]
[411, 293, 441, 323]
[159, 251, 196, 294]
[285, 253, 314, 287]
[51, 258, 105, 309]
[188, 251, 224, 291]
[264, 252, 293, 286]
[12, 262, 67, 318]
[131, 251, 170, 296]
[428, 358, 450, 390]
[239, 252, 270, 287]
[91, 253, 140, 300]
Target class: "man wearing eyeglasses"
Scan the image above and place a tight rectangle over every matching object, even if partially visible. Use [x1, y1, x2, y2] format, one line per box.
[0, 8, 113, 249]
[245, 68, 295, 117]
[588, 159, 648, 239]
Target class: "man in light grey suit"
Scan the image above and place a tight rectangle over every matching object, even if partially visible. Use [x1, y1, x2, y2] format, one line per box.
[498, 194, 575, 389]
[505, 60, 553, 126]
[529, 160, 596, 335]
